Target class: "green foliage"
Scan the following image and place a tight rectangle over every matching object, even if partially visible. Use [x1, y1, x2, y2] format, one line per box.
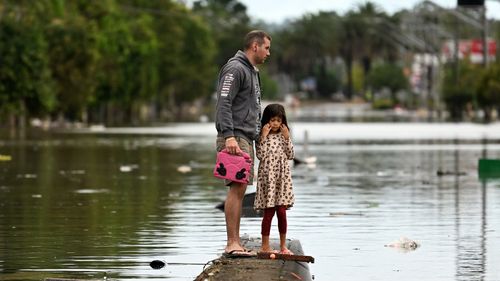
[170, 13, 217, 104]
[0, 0, 217, 125]
[259, 68, 279, 100]
[441, 61, 479, 121]
[476, 63, 500, 122]
[352, 63, 365, 95]
[314, 63, 341, 99]
[271, 3, 398, 100]
[272, 12, 340, 80]
[45, 14, 101, 120]
[372, 98, 394, 109]
[0, 9, 55, 118]
[367, 63, 408, 105]
[192, 0, 251, 68]
[93, 4, 159, 103]
[368, 63, 408, 93]
[2, 0, 495, 125]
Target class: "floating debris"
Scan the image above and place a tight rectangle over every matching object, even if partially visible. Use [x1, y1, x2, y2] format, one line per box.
[177, 165, 192, 173]
[120, 164, 138, 172]
[75, 189, 110, 194]
[150, 259, 166, 269]
[329, 212, 364, 217]
[437, 169, 466, 176]
[60, 170, 86, 175]
[120, 166, 133, 172]
[376, 171, 389, 177]
[360, 201, 380, 208]
[304, 156, 317, 164]
[385, 237, 420, 252]
[17, 174, 37, 179]
[293, 156, 317, 168]
[0, 154, 12, 161]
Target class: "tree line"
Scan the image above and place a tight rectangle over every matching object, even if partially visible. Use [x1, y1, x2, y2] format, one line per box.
[1, 0, 499, 128]
[1, 0, 217, 127]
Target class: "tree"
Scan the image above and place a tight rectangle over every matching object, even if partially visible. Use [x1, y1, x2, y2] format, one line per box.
[259, 68, 279, 100]
[192, 0, 251, 67]
[476, 63, 500, 123]
[120, 1, 216, 120]
[171, 14, 216, 104]
[274, 12, 340, 82]
[87, 1, 159, 124]
[0, 2, 55, 127]
[337, 12, 365, 100]
[367, 62, 409, 106]
[337, 2, 398, 100]
[45, 16, 101, 121]
[314, 62, 341, 99]
[442, 61, 479, 121]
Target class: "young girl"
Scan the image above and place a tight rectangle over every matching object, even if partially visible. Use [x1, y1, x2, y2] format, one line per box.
[254, 103, 295, 255]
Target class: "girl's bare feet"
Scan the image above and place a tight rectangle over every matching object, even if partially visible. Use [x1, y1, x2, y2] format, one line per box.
[259, 247, 278, 253]
[280, 248, 294, 255]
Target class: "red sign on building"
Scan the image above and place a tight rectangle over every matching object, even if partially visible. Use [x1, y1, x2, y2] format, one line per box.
[442, 39, 497, 63]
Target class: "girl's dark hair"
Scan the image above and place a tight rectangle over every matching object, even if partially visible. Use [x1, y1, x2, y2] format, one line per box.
[261, 103, 288, 133]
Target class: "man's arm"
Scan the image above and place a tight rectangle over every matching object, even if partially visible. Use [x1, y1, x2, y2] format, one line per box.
[215, 66, 243, 154]
[216, 66, 242, 136]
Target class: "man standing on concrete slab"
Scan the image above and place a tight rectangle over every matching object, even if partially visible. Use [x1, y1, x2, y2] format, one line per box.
[215, 30, 271, 256]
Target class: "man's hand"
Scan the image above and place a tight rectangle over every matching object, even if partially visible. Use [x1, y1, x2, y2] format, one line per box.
[225, 137, 242, 155]
[280, 124, 290, 140]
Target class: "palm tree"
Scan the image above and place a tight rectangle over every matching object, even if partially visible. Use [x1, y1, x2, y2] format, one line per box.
[337, 2, 399, 100]
[275, 12, 340, 84]
[192, 0, 251, 67]
[338, 11, 365, 100]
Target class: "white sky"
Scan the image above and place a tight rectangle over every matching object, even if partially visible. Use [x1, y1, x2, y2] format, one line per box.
[237, 0, 500, 23]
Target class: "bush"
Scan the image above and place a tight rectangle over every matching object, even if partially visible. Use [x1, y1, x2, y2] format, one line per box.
[441, 61, 479, 121]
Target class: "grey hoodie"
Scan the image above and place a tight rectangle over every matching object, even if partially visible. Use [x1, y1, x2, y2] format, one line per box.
[215, 50, 262, 142]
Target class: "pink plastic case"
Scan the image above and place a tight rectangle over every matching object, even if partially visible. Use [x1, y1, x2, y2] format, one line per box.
[213, 149, 252, 184]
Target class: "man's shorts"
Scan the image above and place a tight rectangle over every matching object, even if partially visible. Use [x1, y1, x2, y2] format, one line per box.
[216, 136, 254, 186]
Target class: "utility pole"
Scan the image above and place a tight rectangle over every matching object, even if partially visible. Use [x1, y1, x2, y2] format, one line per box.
[481, 5, 488, 66]
[457, 0, 488, 66]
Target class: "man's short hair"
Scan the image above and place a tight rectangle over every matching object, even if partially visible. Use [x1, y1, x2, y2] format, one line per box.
[244, 30, 271, 50]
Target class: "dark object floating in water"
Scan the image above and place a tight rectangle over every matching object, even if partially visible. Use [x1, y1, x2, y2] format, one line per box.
[150, 260, 166, 269]
[436, 169, 466, 176]
[216, 192, 255, 210]
[293, 156, 317, 166]
[215, 192, 262, 217]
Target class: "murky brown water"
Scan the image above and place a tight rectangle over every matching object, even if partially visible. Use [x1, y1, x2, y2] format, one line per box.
[1, 123, 499, 281]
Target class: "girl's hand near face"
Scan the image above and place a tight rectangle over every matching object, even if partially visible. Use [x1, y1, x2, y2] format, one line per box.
[261, 123, 271, 140]
[280, 124, 290, 140]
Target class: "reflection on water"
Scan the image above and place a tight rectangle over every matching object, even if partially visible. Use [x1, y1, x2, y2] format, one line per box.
[1, 124, 500, 281]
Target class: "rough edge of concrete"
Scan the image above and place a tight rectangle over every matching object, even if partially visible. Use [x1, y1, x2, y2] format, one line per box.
[195, 237, 312, 281]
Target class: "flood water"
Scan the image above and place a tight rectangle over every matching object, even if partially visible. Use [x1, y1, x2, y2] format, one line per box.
[1, 122, 500, 281]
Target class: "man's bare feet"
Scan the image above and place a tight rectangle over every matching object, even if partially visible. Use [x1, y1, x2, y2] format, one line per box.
[225, 243, 245, 254]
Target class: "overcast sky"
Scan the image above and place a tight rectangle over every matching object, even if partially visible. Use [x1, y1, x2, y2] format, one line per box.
[236, 0, 500, 23]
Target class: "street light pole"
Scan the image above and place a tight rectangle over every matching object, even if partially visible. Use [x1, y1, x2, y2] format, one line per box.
[456, 0, 489, 66]
[481, 5, 488, 66]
